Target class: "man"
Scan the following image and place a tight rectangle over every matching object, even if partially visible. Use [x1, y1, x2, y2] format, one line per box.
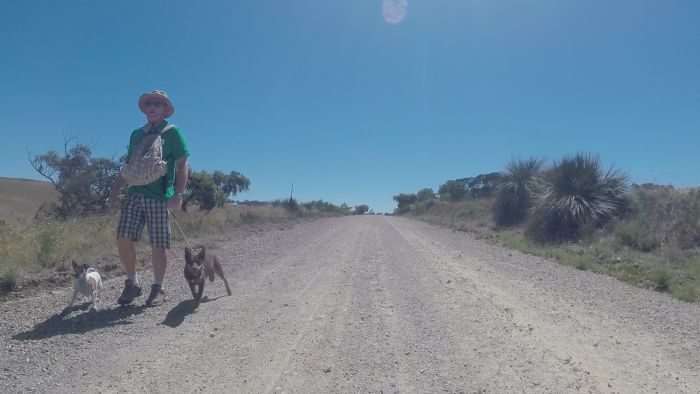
[109, 90, 189, 306]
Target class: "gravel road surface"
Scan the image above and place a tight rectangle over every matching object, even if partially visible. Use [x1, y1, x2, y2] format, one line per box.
[2, 216, 699, 393]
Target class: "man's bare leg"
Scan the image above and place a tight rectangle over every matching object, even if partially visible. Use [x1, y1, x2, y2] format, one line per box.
[117, 237, 137, 278]
[117, 237, 142, 304]
[145, 247, 168, 306]
[151, 247, 167, 285]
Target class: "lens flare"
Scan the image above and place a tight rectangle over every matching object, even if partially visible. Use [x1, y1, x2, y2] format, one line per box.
[383, 0, 407, 24]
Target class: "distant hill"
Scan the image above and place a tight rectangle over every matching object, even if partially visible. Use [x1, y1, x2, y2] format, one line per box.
[0, 177, 58, 223]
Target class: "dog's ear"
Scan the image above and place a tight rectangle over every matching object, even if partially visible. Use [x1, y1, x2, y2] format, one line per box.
[185, 247, 192, 263]
[82, 263, 89, 272]
[197, 247, 206, 260]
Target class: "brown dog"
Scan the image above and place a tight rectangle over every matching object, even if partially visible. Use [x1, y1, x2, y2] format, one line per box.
[184, 246, 232, 305]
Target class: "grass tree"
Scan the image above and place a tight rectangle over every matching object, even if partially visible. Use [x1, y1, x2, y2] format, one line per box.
[493, 158, 545, 226]
[526, 153, 628, 243]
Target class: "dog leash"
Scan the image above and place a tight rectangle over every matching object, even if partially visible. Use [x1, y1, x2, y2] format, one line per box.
[168, 209, 194, 251]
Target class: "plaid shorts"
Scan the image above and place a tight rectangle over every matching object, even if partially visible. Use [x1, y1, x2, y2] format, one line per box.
[117, 194, 171, 249]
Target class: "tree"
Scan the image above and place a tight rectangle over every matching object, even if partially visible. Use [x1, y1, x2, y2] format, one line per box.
[184, 169, 251, 211]
[354, 205, 370, 215]
[183, 171, 218, 211]
[30, 142, 120, 218]
[459, 172, 504, 198]
[393, 193, 418, 214]
[416, 188, 436, 202]
[211, 170, 250, 207]
[438, 180, 466, 201]
[302, 200, 352, 215]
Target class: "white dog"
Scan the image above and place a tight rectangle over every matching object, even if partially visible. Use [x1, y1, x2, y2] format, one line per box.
[68, 261, 103, 311]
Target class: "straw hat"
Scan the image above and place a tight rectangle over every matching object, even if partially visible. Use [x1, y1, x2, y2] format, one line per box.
[138, 90, 175, 118]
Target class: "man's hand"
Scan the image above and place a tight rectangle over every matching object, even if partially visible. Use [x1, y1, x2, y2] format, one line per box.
[167, 194, 183, 211]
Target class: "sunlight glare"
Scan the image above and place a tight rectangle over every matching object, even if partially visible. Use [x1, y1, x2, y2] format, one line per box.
[383, 0, 408, 24]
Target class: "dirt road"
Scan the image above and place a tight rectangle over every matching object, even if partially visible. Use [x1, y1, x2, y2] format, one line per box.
[2, 216, 700, 393]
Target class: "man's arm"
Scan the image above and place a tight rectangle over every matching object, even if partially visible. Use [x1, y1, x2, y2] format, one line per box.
[175, 157, 189, 195]
[168, 157, 189, 210]
[167, 127, 189, 210]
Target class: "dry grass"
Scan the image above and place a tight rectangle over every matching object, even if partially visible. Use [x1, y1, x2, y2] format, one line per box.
[0, 203, 325, 295]
[408, 199, 495, 236]
[0, 177, 58, 225]
[0, 215, 123, 290]
[614, 186, 700, 251]
[0, 177, 348, 296]
[171, 204, 296, 239]
[407, 190, 700, 303]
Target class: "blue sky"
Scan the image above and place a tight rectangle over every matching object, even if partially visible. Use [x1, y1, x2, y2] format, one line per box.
[1, 1, 699, 213]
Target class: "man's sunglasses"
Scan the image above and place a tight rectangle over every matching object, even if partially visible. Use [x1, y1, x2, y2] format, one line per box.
[143, 100, 166, 108]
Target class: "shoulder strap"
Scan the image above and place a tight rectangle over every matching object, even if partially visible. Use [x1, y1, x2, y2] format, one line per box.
[141, 123, 176, 135]
[160, 124, 176, 135]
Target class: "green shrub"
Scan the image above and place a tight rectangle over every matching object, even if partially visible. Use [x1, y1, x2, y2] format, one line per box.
[0, 267, 17, 294]
[672, 282, 700, 302]
[413, 200, 435, 215]
[416, 188, 436, 202]
[35, 224, 62, 268]
[621, 186, 700, 251]
[614, 219, 660, 252]
[649, 268, 671, 291]
[438, 180, 467, 201]
[650, 268, 671, 291]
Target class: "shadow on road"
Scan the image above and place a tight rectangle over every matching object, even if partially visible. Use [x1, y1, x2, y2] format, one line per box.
[161, 295, 223, 328]
[12, 303, 146, 341]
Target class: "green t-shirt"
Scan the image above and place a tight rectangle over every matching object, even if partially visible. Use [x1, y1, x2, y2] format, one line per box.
[126, 121, 189, 200]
